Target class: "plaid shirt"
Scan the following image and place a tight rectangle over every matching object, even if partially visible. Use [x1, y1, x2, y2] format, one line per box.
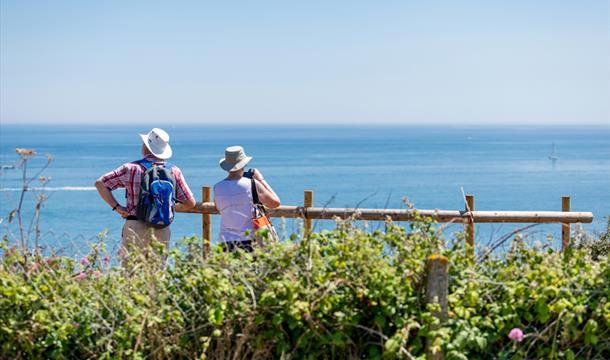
[100, 156, 195, 217]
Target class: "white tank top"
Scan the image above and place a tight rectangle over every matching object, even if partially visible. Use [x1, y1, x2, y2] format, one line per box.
[213, 177, 255, 242]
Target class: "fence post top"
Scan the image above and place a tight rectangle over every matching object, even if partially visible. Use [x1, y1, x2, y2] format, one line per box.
[427, 254, 448, 263]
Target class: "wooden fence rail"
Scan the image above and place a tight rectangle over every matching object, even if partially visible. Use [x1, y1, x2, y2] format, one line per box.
[178, 187, 594, 256]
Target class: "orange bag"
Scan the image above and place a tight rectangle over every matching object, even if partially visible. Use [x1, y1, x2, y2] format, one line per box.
[251, 178, 279, 246]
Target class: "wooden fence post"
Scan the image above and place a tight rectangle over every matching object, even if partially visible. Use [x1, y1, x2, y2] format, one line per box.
[425, 254, 449, 360]
[465, 194, 475, 256]
[562, 196, 571, 252]
[202, 186, 212, 257]
[304, 190, 313, 237]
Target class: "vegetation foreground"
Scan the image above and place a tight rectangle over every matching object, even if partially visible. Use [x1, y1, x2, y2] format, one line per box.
[1, 219, 609, 359]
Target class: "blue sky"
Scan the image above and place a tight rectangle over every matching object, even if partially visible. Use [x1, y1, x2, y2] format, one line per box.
[1, 0, 608, 125]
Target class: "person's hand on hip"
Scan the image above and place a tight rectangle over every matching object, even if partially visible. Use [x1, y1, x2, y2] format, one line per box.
[115, 205, 129, 218]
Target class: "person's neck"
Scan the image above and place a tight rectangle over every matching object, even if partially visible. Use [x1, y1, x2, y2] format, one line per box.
[144, 154, 163, 162]
[226, 173, 242, 180]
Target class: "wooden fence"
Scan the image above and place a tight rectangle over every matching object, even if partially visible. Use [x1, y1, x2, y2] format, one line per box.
[178, 187, 594, 257]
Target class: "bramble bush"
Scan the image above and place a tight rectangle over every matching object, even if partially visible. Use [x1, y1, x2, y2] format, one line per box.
[0, 217, 608, 359]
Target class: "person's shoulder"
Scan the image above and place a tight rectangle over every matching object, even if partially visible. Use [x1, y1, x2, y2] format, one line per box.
[213, 179, 231, 191]
[168, 163, 185, 174]
[128, 160, 150, 169]
[115, 161, 141, 171]
[239, 176, 253, 186]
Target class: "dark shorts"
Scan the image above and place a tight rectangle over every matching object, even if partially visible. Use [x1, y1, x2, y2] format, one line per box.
[222, 240, 254, 253]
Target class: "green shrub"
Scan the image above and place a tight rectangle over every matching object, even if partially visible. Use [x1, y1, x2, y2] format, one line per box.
[0, 218, 608, 359]
[574, 217, 610, 261]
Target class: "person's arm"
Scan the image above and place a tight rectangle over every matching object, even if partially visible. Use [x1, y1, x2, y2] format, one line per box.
[173, 167, 196, 212]
[252, 169, 280, 208]
[175, 197, 196, 212]
[95, 166, 130, 217]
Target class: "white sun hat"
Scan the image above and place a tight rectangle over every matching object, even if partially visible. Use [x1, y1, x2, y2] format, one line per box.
[139, 128, 173, 160]
[219, 146, 252, 172]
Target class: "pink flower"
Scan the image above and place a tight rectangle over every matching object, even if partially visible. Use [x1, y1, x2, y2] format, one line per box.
[508, 328, 524, 342]
[46, 257, 56, 265]
[92, 270, 102, 279]
[27, 262, 40, 276]
[75, 272, 87, 281]
[4, 247, 16, 257]
[102, 255, 110, 264]
[80, 257, 90, 266]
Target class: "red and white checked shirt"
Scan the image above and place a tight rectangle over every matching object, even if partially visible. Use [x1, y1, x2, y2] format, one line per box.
[100, 156, 195, 217]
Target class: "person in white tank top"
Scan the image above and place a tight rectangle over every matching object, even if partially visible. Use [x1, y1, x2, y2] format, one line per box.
[214, 146, 281, 251]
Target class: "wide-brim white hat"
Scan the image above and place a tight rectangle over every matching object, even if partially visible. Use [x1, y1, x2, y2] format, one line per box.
[139, 128, 173, 160]
[219, 146, 252, 172]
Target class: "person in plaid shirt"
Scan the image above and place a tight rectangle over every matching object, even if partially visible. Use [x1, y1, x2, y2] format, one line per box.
[95, 128, 196, 265]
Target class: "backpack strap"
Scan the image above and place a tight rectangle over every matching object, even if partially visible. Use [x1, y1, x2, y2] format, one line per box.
[250, 178, 261, 205]
[135, 158, 173, 170]
[127, 159, 153, 199]
[134, 158, 153, 170]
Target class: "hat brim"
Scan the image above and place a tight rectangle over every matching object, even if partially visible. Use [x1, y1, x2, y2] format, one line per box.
[139, 134, 173, 160]
[219, 156, 252, 172]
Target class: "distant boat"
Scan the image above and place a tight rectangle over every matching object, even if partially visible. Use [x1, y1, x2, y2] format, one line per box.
[0, 165, 15, 170]
[548, 142, 558, 167]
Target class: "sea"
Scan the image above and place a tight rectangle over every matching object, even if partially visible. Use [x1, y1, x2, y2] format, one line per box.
[1, 124, 609, 257]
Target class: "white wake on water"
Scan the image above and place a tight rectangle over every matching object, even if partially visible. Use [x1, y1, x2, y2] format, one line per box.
[0, 186, 96, 192]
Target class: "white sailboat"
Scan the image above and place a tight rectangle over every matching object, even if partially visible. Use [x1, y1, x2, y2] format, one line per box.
[548, 142, 558, 167]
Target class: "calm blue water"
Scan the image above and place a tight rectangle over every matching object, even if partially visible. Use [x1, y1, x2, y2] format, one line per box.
[1, 124, 609, 256]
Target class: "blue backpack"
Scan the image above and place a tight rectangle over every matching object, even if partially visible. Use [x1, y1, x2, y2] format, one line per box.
[134, 159, 176, 228]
